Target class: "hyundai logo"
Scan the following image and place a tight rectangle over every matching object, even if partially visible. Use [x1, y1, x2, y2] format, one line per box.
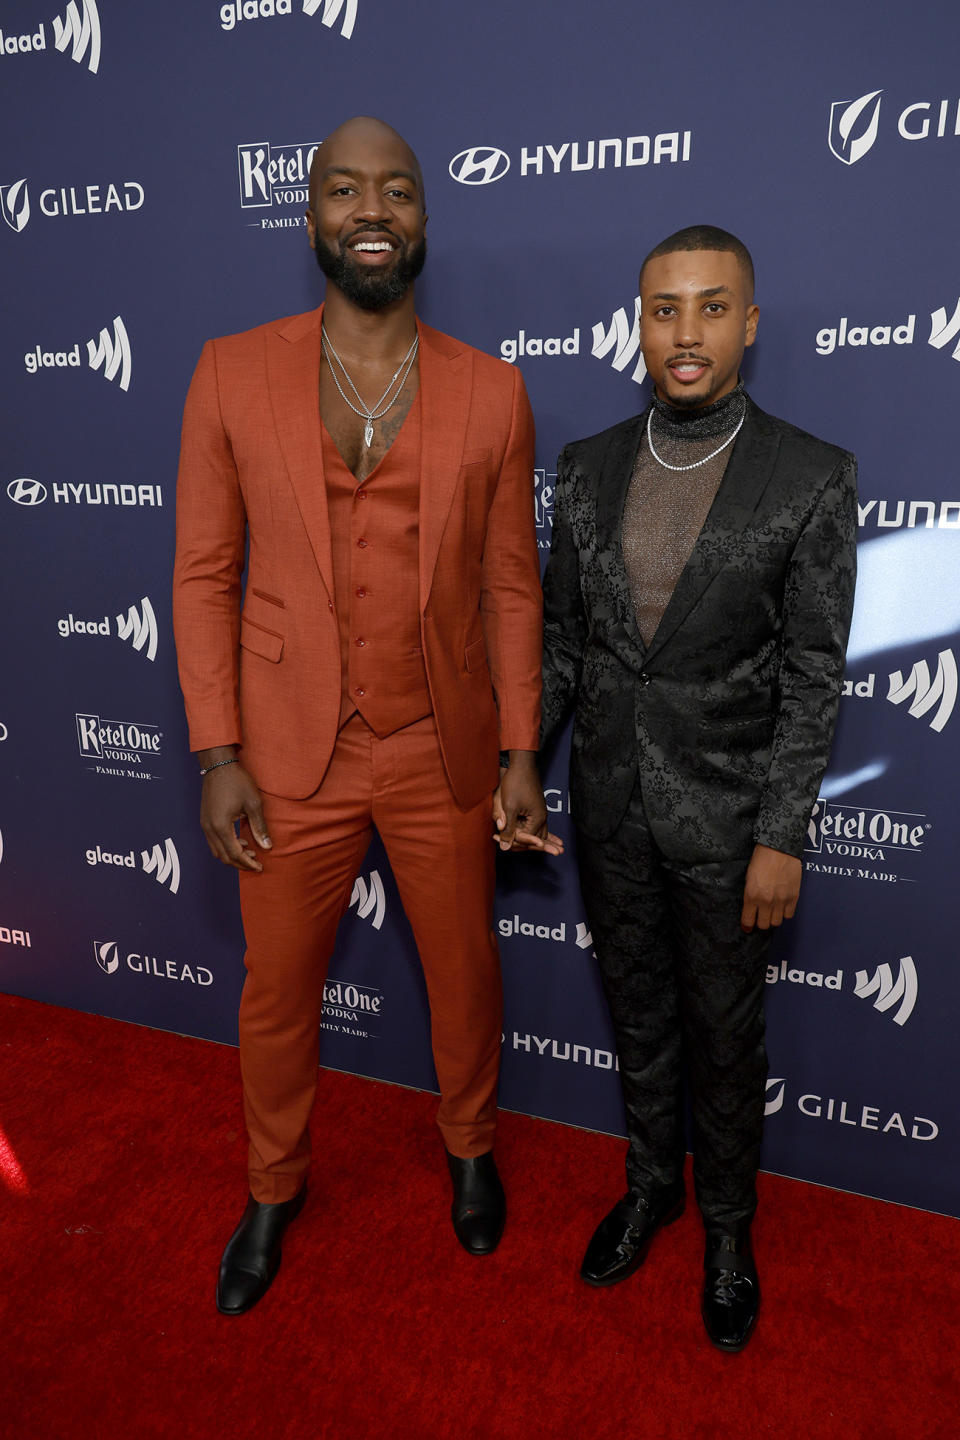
[448, 147, 511, 186]
[7, 478, 47, 506]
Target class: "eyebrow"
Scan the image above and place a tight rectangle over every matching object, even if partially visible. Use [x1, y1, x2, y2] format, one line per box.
[322, 165, 419, 187]
[649, 286, 733, 301]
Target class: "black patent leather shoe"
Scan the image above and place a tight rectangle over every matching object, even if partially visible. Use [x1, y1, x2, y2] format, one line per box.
[701, 1232, 760, 1352]
[216, 1186, 307, 1316]
[446, 1150, 506, 1255]
[580, 1185, 685, 1287]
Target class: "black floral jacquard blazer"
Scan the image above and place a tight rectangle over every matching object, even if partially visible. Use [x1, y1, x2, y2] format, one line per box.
[541, 396, 858, 862]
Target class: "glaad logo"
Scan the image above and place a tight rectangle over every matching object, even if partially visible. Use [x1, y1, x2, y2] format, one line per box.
[592, 297, 647, 385]
[7, 479, 47, 506]
[828, 90, 883, 165]
[141, 839, 180, 894]
[85, 838, 181, 894]
[221, 1, 357, 36]
[116, 597, 158, 660]
[854, 956, 917, 1027]
[349, 870, 385, 929]
[57, 597, 158, 661]
[87, 316, 131, 391]
[23, 316, 132, 391]
[928, 298, 960, 362]
[0, 1, 100, 74]
[843, 649, 957, 733]
[888, 649, 957, 732]
[95, 938, 212, 985]
[498, 914, 566, 942]
[1, 179, 30, 232]
[449, 147, 511, 186]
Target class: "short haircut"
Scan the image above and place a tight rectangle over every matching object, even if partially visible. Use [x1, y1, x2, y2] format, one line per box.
[640, 225, 755, 296]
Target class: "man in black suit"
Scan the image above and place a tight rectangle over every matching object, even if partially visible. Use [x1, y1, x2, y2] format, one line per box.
[541, 226, 857, 1351]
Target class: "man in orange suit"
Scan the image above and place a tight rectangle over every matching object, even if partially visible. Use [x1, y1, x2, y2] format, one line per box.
[173, 116, 555, 1315]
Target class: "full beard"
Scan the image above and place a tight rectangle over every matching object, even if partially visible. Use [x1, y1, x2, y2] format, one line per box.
[313, 234, 427, 311]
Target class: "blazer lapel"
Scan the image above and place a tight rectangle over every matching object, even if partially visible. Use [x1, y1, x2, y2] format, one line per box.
[267, 305, 335, 602]
[596, 412, 647, 651]
[643, 398, 782, 664]
[417, 322, 472, 611]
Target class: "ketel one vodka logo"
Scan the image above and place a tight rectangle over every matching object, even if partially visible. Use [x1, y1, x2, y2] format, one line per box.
[806, 801, 928, 863]
[86, 837, 181, 894]
[76, 712, 162, 777]
[237, 140, 319, 211]
[0, 1, 101, 74]
[94, 939, 211, 985]
[57, 596, 158, 661]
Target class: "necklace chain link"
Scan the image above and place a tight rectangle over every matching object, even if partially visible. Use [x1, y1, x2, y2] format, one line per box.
[646, 399, 746, 472]
[321, 323, 419, 447]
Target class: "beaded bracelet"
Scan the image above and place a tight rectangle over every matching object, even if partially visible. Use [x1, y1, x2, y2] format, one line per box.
[199, 757, 239, 777]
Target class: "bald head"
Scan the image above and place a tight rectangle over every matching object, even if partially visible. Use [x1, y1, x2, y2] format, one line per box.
[308, 115, 425, 209]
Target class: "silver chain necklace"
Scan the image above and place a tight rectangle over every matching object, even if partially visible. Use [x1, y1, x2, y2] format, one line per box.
[646, 400, 746, 473]
[321, 323, 419, 448]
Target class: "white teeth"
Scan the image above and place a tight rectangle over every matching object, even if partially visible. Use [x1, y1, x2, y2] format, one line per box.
[353, 242, 392, 252]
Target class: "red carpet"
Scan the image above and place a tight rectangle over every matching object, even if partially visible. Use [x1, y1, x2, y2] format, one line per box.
[2, 992, 957, 1439]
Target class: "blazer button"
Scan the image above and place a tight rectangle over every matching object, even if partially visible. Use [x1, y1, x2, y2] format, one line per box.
[355, 637, 366, 647]
[639, 671, 652, 686]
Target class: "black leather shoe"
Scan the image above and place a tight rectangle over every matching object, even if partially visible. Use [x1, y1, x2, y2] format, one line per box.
[701, 1232, 760, 1352]
[216, 1186, 307, 1316]
[446, 1150, 506, 1255]
[580, 1185, 685, 1287]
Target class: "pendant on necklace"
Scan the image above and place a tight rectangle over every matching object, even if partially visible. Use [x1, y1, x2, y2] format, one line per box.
[363, 421, 374, 448]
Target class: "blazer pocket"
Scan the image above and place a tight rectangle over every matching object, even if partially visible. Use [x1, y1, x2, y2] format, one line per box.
[240, 615, 284, 663]
[464, 637, 488, 673]
[461, 449, 493, 469]
[249, 586, 286, 608]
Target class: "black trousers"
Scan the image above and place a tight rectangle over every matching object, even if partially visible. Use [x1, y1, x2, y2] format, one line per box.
[577, 782, 772, 1233]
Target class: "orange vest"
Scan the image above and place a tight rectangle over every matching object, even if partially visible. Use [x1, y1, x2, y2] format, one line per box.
[322, 395, 432, 736]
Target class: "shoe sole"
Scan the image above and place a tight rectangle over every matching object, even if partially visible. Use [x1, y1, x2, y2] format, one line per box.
[580, 1199, 686, 1288]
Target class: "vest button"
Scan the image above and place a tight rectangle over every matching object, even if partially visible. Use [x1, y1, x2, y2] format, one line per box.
[355, 637, 365, 647]
[355, 588, 366, 598]
[357, 538, 368, 548]
[356, 688, 366, 697]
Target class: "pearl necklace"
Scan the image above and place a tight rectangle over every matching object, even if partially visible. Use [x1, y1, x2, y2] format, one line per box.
[321, 323, 419, 448]
[646, 399, 746, 472]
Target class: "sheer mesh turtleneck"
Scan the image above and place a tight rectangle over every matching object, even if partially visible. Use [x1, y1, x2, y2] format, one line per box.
[623, 383, 746, 646]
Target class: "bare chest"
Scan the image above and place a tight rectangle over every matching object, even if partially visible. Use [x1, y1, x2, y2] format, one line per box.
[319, 358, 420, 483]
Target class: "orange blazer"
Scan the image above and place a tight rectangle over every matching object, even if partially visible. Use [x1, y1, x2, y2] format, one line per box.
[172, 306, 542, 808]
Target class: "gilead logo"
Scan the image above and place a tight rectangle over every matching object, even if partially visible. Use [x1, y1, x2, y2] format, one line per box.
[94, 939, 212, 985]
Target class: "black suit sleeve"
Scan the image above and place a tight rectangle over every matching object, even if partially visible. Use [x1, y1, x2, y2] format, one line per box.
[541, 446, 587, 751]
[754, 451, 858, 857]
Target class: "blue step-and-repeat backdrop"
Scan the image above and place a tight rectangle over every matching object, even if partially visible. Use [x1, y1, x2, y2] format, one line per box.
[2, 0, 958, 1216]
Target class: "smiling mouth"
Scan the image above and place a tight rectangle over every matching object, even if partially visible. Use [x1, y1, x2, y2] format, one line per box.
[668, 359, 710, 379]
[350, 240, 396, 253]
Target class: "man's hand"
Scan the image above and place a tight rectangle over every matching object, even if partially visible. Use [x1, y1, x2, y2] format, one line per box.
[198, 747, 272, 872]
[492, 750, 564, 856]
[740, 844, 802, 933]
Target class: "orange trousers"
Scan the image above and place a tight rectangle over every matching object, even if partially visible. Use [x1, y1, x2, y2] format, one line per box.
[236, 713, 501, 1203]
